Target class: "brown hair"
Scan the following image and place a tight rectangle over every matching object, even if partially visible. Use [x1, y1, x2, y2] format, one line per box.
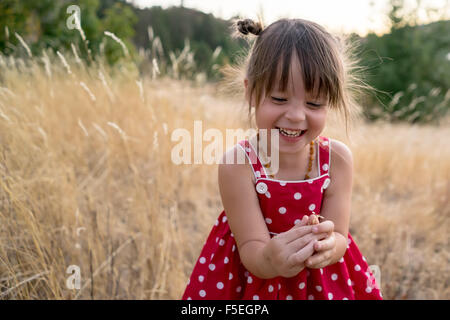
[221, 17, 372, 136]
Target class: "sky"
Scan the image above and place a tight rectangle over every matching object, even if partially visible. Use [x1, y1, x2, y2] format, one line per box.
[129, 0, 449, 36]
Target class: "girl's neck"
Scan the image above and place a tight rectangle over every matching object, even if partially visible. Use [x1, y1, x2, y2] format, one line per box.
[252, 134, 313, 178]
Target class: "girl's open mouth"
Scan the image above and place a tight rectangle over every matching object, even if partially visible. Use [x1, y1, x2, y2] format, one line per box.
[276, 127, 307, 138]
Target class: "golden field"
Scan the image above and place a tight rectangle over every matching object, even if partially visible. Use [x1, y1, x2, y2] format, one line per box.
[0, 53, 448, 300]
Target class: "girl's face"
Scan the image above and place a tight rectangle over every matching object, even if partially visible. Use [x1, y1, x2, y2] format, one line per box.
[246, 54, 328, 155]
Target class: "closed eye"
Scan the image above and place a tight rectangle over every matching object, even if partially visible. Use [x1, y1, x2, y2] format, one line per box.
[271, 96, 287, 102]
[307, 102, 322, 107]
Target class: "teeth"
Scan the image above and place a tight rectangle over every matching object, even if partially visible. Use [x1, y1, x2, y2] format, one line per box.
[278, 127, 303, 137]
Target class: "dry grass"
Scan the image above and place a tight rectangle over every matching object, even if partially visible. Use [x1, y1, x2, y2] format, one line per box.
[0, 52, 448, 299]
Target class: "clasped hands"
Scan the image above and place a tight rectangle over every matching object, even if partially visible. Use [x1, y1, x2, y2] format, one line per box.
[263, 215, 337, 278]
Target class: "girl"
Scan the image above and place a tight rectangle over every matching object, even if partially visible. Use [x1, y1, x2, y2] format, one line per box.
[182, 18, 382, 300]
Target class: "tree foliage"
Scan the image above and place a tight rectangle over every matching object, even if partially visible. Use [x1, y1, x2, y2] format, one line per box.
[0, 0, 137, 64]
[359, 0, 449, 123]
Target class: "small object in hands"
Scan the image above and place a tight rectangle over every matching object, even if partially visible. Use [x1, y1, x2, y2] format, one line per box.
[307, 211, 325, 225]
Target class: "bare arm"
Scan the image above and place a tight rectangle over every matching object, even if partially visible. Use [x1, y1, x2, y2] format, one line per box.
[218, 146, 276, 278]
[306, 139, 353, 268]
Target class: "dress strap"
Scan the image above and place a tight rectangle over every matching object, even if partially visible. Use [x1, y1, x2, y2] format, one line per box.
[317, 136, 331, 176]
[237, 139, 268, 180]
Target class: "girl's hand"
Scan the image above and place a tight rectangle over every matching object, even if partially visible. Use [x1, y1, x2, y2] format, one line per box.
[305, 220, 337, 269]
[262, 216, 328, 278]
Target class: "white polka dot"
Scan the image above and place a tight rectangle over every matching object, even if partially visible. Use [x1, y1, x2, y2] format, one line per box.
[247, 276, 253, 284]
[278, 207, 286, 214]
[299, 282, 305, 290]
[366, 286, 373, 293]
[230, 233, 234, 237]
[187, 297, 192, 300]
[355, 264, 361, 271]
[232, 245, 236, 252]
[322, 141, 329, 146]
[255, 171, 261, 178]
[316, 286, 322, 292]
[222, 216, 227, 223]
[199, 290, 206, 297]
[210, 253, 214, 260]
[219, 239, 225, 246]
[198, 275, 204, 282]
[339, 257, 344, 263]
[215, 237, 218, 243]
[199, 257, 206, 264]
[328, 293, 333, 300]
[268, 285, 274, 292]
[236, 286, 242, 292]
[347, 279, 352, 286]
[294, 219, 301, 225]
[224, 257, 229, 264]
[244, 271, 249, 277]
[215, 220, 219, 226]
[286, 295, 293, 300]
[253, 295, 259, 300]
[347, 238, 352, 245]
[187, 278, 190, 285]
[229, 272, 233, 280]
[322, 163, 329, 171]
[308, 204, 316, 211]
[308, 295, 314, 300]
[245, 147, 251, 152]
[280, 182, 287, 186]
[343, 297, 348, 300]
[265, 218, 272, 224]
[294, 192, 302, 200]
[278, 283, 281, 290]
[265, 191, 271, 198]
[320, 268, 323, 275]
[217, 282, 224, 290]
[331, 274, 338, 281]
[209, 264, 215, 271]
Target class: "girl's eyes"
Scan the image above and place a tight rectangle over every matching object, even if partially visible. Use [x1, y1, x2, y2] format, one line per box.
[270, 97, 322, 107]
[307, 102, 323, 107]
[271, 96, 287, 103]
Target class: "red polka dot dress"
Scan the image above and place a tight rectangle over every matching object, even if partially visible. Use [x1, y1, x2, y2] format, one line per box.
[182, 136, 383, 300]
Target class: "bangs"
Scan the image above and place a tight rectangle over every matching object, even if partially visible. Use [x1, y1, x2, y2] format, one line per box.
[252, 19, 341, 107]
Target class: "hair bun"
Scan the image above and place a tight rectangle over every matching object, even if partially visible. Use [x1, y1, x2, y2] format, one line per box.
[237, 19, 262, 36]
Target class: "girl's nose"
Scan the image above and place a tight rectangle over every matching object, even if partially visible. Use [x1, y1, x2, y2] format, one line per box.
[285, 103, 306, 122]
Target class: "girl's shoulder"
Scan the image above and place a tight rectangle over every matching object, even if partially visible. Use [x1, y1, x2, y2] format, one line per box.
[218, 143, 256, 186]
[326, 138, 353, 178]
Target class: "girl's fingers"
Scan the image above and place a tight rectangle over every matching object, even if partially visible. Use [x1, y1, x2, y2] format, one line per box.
[306, 249, 333, 268]
[288, 238, 316, 267]
[311, 220, 334, 234]
[284, 225, 313, 243]
[314, 234, 336, 252]
[286, 233, 316, 252]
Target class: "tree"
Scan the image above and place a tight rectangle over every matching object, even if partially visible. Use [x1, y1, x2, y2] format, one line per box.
[359, 0, 449, 123]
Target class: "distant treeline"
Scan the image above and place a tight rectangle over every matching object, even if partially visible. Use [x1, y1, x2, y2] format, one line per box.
[0, 0, 448, 123]
[133, 5, 246, 79]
